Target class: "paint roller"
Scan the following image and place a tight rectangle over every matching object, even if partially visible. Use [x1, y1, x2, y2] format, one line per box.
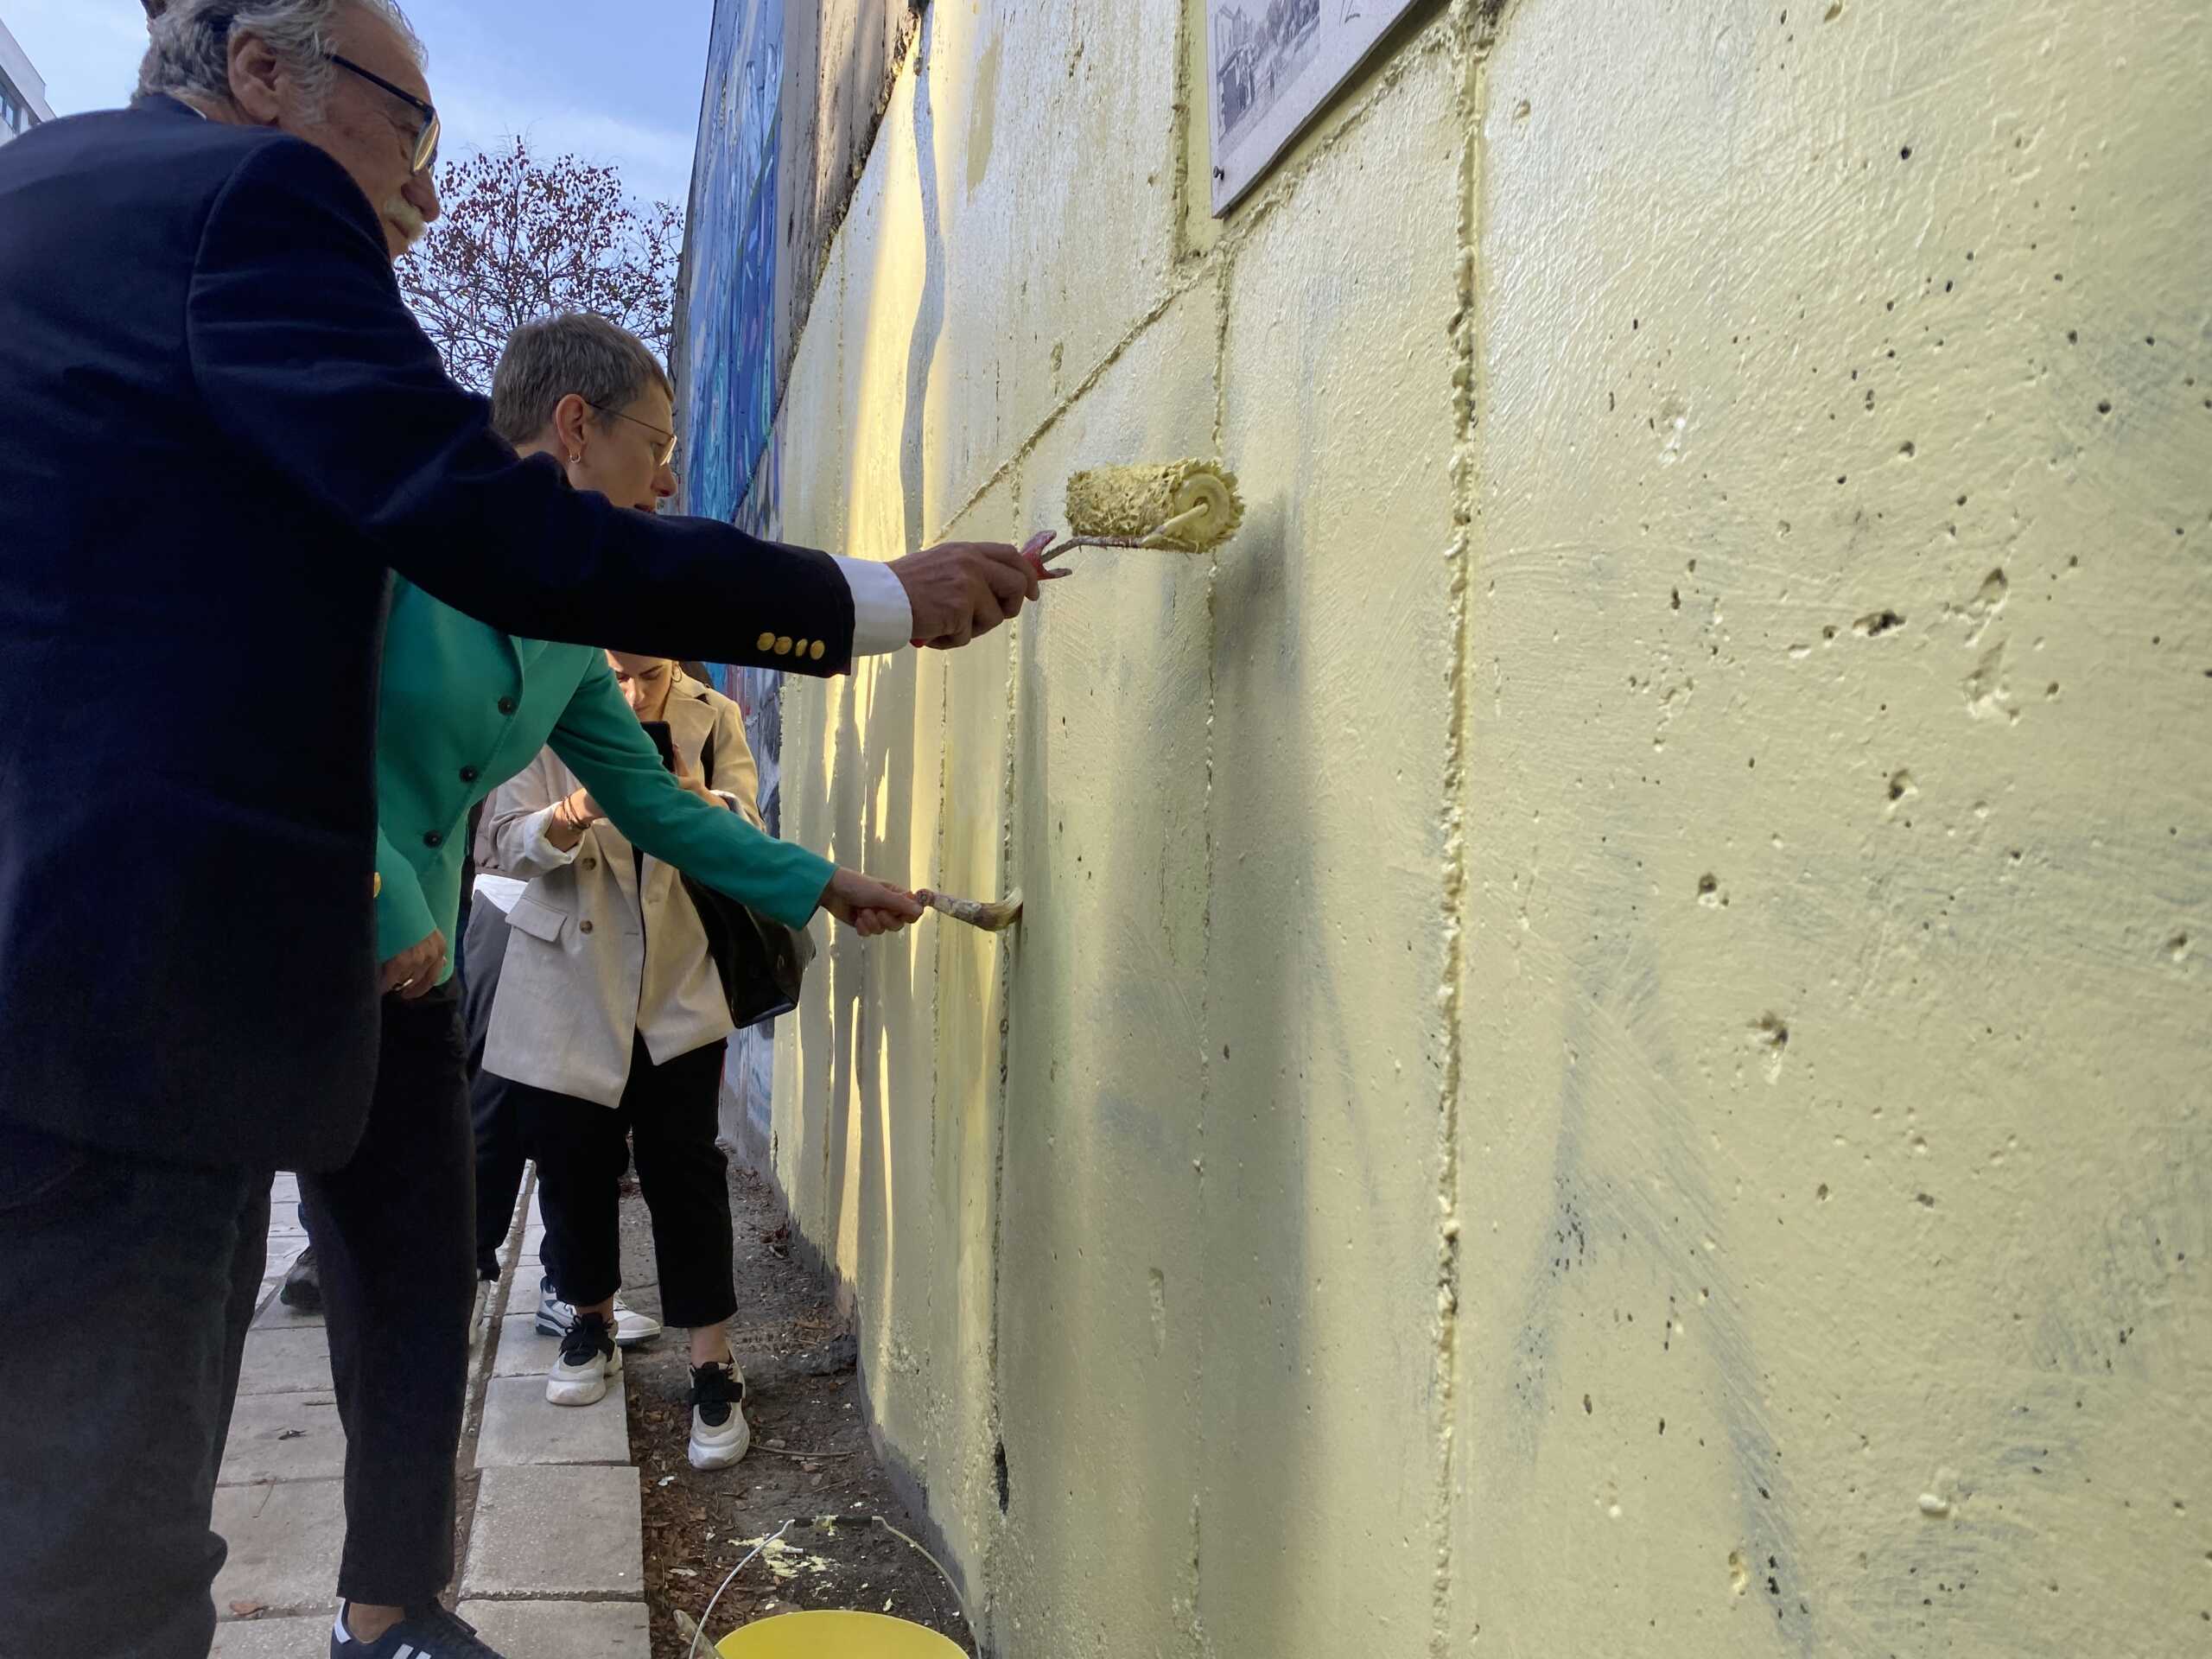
[1028, 459, 1245, 569]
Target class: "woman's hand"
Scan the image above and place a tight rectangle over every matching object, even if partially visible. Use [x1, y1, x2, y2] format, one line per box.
[379, 929, 448, 999]
[818, 869, 925, 938]
[672, 752, 722, 810]
[545, 786, 605, 853]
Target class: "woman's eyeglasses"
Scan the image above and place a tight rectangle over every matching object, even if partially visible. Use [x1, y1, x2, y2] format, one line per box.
[589, 404, 679, 469]
[327, 54, 441, 175]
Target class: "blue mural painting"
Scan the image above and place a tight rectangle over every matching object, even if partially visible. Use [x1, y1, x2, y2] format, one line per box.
[677, 0, 792, 1138]
[681, 0, 784, 531]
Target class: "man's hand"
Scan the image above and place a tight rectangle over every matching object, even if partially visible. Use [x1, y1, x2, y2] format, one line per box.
[379, 929, 448, 999]
[818, 869, 925, 938]
[891, 533, 1062, 650]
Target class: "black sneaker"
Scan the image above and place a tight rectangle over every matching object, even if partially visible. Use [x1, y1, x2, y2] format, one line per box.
[330, 1601, 506, 1657]
[280, 1247, 321, 1312]
[688, 1359, 751, 1469]
[545, 1310, 621, 1407]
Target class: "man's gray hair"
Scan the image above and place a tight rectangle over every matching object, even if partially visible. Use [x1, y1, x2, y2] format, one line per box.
[138, 0, 422, 114]
[490, 315, 675, 448]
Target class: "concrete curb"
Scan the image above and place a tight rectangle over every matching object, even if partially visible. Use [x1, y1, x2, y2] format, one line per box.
[456, 1170, 653, 1659]
[212, 1167, 653, 1659]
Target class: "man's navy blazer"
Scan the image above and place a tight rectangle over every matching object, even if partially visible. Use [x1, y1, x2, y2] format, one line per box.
[0, 98, 852, 1170]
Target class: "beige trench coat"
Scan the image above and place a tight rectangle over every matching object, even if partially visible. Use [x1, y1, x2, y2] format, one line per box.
[480, 671, 766, 1107]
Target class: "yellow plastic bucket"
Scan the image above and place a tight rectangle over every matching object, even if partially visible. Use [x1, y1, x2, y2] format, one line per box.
[715, 1610, 967, 1657]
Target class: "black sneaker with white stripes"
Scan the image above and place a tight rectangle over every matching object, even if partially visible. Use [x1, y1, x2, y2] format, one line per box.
[329, 1601, 506, 1658]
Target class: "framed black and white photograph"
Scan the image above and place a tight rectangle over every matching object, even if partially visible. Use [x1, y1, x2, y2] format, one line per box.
[1209, 0, 1427, 213]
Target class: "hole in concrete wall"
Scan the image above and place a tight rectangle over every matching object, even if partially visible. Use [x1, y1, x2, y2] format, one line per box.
[994, 1440, 1010, 1514]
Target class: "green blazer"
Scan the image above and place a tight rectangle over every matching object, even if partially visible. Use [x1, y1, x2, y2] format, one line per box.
[372, 578, 833, 979]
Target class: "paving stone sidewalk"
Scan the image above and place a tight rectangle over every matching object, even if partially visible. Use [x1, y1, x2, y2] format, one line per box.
[209, 1171, 651, 1658]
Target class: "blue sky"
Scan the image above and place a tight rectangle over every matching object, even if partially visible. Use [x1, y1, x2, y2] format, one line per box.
[3, 0, 717, 207]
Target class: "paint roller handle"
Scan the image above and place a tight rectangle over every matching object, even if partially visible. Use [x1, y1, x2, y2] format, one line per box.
[1018, 529, 1078, 582]
[899, 532, 1065, 648]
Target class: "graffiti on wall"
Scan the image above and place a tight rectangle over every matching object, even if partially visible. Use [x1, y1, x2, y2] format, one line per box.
[675, 0, 918, 1140]
[678, 0, 789, 1140]
[680, 0, 785, 527]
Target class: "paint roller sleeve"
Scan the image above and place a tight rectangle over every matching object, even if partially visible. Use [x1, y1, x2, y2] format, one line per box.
[1064, 460, 1245, 551]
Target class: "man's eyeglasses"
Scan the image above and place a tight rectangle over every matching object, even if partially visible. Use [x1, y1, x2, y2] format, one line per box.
[327, 54, 440, 175]
[589, 404, 679, 469]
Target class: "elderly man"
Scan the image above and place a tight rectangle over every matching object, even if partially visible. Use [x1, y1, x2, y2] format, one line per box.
[0, 3, 1042, 1656]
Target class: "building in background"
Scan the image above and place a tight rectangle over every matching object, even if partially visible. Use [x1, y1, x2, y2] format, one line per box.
[675, 2, 2210, 1655]
[0, 14, 54, 144]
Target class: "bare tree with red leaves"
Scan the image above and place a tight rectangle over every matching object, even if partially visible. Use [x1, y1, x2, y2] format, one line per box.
[397, 136, 683, 393]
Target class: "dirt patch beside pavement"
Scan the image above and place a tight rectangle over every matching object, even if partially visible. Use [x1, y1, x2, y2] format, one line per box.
[616, 1163, 970, 1656]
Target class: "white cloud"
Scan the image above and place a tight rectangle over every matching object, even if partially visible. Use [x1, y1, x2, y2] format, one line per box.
[433, 84, 696, 209]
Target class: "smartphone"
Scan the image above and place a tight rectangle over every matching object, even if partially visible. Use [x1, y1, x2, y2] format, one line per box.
[639, 721, 677, 772]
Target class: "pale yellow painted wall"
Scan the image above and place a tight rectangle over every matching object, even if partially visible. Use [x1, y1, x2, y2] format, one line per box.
[753, 2, 2210, 1653]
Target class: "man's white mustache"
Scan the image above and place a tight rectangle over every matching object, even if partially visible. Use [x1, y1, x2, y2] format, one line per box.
[385, 196, 427, 251]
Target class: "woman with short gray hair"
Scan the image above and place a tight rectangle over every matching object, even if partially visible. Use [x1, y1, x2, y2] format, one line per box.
[283, 312, 924, 1659]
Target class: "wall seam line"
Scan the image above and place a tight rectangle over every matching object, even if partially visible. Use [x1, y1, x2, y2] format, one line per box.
[1182, 245, 1236, 1659]
[1168, 0, 1197, 264]
[1429, 3, 1491, 1651]
[974, 463, 1027, 1652]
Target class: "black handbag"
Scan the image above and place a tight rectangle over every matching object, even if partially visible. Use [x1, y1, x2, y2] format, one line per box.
[681, 724, 816, 1027]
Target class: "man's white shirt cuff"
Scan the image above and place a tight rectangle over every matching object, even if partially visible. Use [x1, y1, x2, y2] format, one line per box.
[834, 556, 914, 655]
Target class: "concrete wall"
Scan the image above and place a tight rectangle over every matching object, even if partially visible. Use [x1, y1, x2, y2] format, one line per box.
[735, 1, 2210, 1652]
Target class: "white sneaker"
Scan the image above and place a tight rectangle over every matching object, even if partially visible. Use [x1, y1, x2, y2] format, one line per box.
[546, 1312, 622, 1406]
[535, 1277, 663, 1348]
[688, 1360, 751, 1469]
